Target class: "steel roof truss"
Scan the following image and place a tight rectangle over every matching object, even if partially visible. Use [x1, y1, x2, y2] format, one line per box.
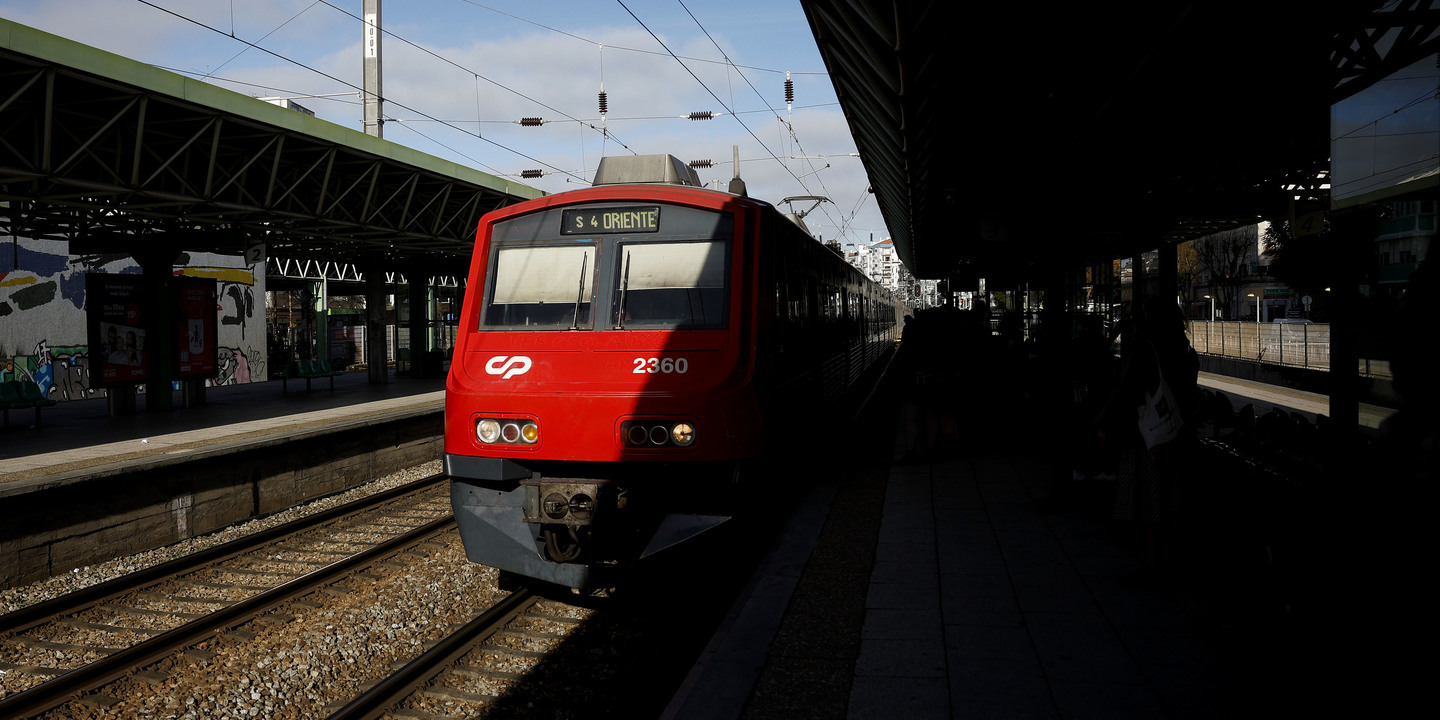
[208, 134, 280, 207]
[0, 69, 44, 173]
[362, 169, 418, 227]
[263, 133, 285, 207]
[270, 146, 335, 211]
[430, 183, 456, 237]
[51, 94, 140, 182]
[140, 116, 219, 198]
[449, 190, 485, 236]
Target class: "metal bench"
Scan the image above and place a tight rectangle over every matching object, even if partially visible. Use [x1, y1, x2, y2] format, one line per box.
[1, 379, 57, 428]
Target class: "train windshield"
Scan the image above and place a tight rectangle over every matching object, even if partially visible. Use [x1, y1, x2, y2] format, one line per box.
[483, 244, 596, 328]
[478, 202, 732, 331]
[613, 240, 727, 328]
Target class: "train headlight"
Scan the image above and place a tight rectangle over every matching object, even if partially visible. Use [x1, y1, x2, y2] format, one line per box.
[670, 422, 696, 447]
[501, 422, 522, 443]
[475, 417, 539, 446]
[627, 424, 649, 446]
[620, 419, 697, 449]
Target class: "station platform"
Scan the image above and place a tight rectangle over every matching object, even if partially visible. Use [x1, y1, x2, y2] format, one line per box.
[0, 370, 446, 590]
[0, 363, 1412, 718]
[666, 367, 1410, 719]
[1, 369, 1384, 487]
[0, 370, 445, 489]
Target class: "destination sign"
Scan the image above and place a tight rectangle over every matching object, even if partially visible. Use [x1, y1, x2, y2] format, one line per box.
[561, 206, 661, 235]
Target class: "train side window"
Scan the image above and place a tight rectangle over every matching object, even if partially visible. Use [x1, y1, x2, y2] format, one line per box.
[483, 244, 597, 329]
[613, 241, 728, 328]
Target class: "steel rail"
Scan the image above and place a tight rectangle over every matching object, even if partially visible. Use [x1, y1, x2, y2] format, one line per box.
[323, 587, 538, 720]
[0, 515, 456, 719]
[0, 472, 448, 637]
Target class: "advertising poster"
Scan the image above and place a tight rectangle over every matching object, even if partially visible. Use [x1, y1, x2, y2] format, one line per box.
[175, 275, 218, 378]
[86, 274, 148, 385]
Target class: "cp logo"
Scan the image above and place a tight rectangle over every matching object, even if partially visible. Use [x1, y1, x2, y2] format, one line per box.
[485, 355, 532, 379]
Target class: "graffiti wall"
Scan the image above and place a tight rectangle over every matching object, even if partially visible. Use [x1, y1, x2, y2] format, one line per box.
[0, 237, 266, 402]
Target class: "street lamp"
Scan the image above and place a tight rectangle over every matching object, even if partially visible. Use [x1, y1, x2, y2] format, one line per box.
[1202, 294, 1215, 353]
[1246, 293, 1260, 359]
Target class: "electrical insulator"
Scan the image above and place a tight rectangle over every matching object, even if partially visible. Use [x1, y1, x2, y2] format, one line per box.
[687, 111, 714, 121]
[689, 159, 714, 169]
[520, 169, 543, 179]
[598, 91, 608, 115]
[520, 117, 543, 126]
[784, 78, 794, 105]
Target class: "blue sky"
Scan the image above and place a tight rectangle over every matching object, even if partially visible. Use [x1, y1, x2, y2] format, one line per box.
[0, 0, 889, 247]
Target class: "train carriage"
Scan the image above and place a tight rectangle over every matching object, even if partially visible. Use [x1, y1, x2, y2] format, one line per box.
[445, 155, 902, 589]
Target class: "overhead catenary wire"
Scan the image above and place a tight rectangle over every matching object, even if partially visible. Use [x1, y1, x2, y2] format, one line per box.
[670, 0, 853, 242]
[618, 0, 854, 238]
[128, 0, 881, 238]
[129, 0, 586, 182]
[157, 1, 842, 164]
[204, 0, 323, 80]
[616, 0, 785, 172]
[155, 67, 366, 108]
[313, 0, 634, 156]
[1329, 74, 1440, 197]
[455, 0, 827, 78]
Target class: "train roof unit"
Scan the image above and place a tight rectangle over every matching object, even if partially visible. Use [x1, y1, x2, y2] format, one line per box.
[592, 154, 701, 187]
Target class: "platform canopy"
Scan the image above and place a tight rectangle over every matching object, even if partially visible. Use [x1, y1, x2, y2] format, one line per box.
[0, 18, 542, 268]
[799, 1, 1440, 280]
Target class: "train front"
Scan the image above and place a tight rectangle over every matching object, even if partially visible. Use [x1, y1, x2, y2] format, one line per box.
[445, 170, 762, 589]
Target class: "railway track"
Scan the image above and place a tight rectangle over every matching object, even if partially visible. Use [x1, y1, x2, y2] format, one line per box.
[0, 467, 785, 718]
[323, 587, 544, 720]
[0, 473, 453, 717]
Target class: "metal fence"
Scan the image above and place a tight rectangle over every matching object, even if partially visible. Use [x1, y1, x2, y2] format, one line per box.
[1189, 321, 1332, 370]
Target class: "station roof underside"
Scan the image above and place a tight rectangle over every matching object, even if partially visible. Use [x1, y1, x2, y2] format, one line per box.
[0, 19, 542, 270]
[799, 1, 1440, 280]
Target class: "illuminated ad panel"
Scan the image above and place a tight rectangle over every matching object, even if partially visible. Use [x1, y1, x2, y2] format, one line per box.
[86, 274, 149, 385]
[175, 275, 218, 379]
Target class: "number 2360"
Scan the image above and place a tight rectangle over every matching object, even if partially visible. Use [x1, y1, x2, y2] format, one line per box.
[632, 357, 689, 374]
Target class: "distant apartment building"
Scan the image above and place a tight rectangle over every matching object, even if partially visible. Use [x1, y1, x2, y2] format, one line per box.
[844, 237, 939, 307]
[1376, 198, 1435, 294]
[849, 238, 904, 293]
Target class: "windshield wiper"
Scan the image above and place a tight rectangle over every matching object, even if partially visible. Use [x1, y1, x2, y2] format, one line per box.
[616, 252, 631, 329]
[570, 253, 589, 330]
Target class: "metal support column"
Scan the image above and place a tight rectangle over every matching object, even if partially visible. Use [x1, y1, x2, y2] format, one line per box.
[311, 278, 329, 367]
[362, 0, 383, 139]
[405, 263, 433, 378]
[135, 244, 181, 412]
[1158, 241, 1178, 305]
[1327, 208, 1372, 446]
[364, 253, 390, 384]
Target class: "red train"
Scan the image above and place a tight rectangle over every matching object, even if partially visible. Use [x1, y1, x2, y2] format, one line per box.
[445, 155, 903, 589]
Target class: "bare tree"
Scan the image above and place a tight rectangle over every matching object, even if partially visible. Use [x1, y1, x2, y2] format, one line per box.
[1192, 226, 1257, 319]
[1176, 240, 1200, 309]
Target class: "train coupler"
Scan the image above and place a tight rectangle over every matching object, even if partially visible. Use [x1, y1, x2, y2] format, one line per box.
[522, 481, 624, 527]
